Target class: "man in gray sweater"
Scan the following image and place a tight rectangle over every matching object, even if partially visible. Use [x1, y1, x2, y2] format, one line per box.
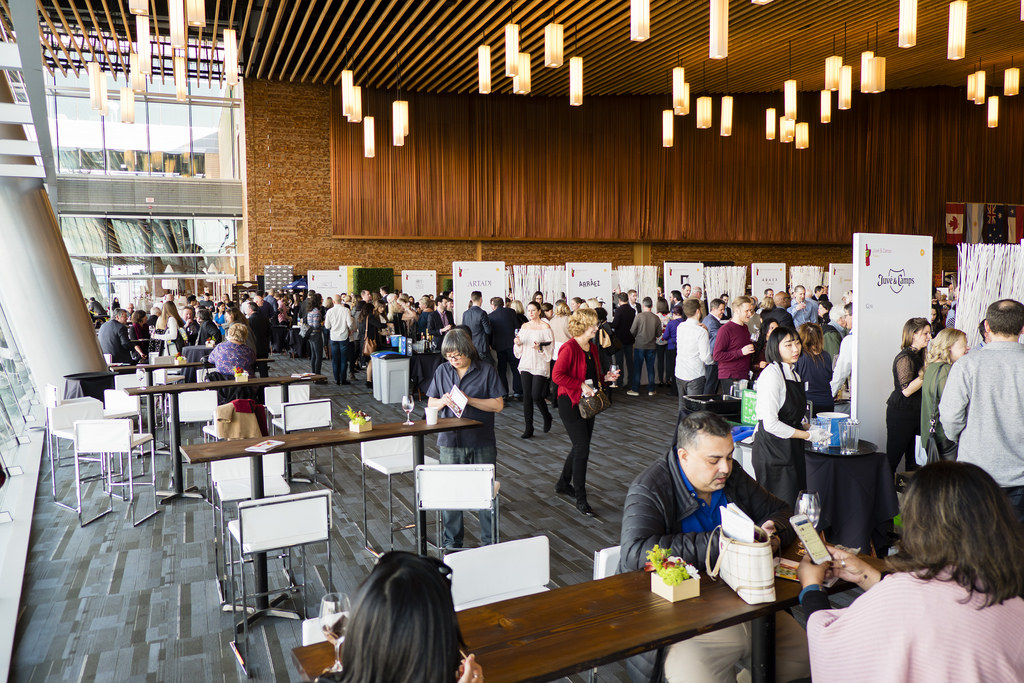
[940, 298, 1024, 521]
[628, 297, 663, 396]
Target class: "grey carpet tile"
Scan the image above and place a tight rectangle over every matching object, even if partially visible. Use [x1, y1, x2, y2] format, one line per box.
[12, 358, 691, 682]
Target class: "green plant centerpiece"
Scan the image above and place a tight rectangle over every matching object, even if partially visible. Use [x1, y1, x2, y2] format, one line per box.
[345, 406, 373, 432]
[645, 545, 700, 602]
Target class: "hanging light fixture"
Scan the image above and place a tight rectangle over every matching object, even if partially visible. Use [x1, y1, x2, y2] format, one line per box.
[948, 1, 967, 61]
[751, 0, 773, 4]
[129, 0, 148, 16]
[820, 90, 831, 123]
[839, 65, 852, 109]
[505, 3, 519, 77]
[795, 122, 809, 149]
[973, 68, 986, 104]
[349, 86, 362, 123]
[137, 15, 151, 74]
[898, 0, 917, 48]
[130, 52, 146, 92]
[513, 52, 531, 94]
[766, 108, 776, 140]
[631, 0, 650, 42]
[825, 55, 842, 91]
[569, 56, 583, 106]
[393, 100, 407, 146]
[780, 117, 795, 143]
[720, 95, 733, 136]
[224, 28, 239, 85]
[341, 68, 354, 118]
[861, 46, 875, 92]
[988, 95, 999, 127]
[967, 72, 977, 100]
[709, 0, 728, 59]
[681, 81, 690, 115]
[174, 53, 187, 101]
[696, 96, 712, 128]
[662, 110, 673, 147]
[545, 22, 563, 67]
[672, 65, 686, 114]
[120, 87, 134, 124]
[478, 44, 491, 94]
[364, 116, 375, 158]
[88, 62, 102, 110]
[1005, 65, 1020, 96]
[169, 0, 186, 50]
[866, 24, 886, 93]
[784, 79, 797, 120]
[186, 0, 205, 27]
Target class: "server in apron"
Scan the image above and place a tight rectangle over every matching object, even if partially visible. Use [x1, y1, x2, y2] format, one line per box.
[752, 326, 812, 508]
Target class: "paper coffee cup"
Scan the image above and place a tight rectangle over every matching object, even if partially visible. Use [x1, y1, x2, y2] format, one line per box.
[425, 406, 439, 425]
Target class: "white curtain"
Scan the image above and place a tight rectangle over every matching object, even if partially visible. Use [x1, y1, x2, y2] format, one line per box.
[510, 265, 566, 304]
[790, 266, 825, 293]
[704, 266, 748, 304]
[956, 243, 1024, 347]
[616, 266, 658, 303]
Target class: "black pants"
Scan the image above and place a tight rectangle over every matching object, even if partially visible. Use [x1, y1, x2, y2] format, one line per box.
[665, 348, 677, 393]
[557, 394, 595, 501]
[521, 371, 551, 433]
[308, 333, 324, 376]
[885, 404, 920, 473]
[704, 363, 719, 394]
[675, 376, 706, 417]
[655, 344, 668, 383]
[495, 348, 522, 395]
[614, 344, 634, 387]
[350, 339, 363, 375]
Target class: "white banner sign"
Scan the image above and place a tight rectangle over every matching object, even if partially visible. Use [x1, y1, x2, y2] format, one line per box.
[828, 263, 853, 300]
[308, 269, 348, 295]
[751, 263, 787, 298]
[452, 261, 505, 319]
[852, 233, 933, 448]
[401, 270, 437, 300]
[566, 262, 613, 302]
[663, 262, 704, 297]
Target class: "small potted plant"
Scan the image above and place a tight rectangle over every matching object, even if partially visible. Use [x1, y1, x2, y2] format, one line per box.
[345, 406, 372, 433]
[233, 366, 249, 382]
[173, 353, 187, 366]
[205, 337, 216, 348]
[645, 545, 700, 602]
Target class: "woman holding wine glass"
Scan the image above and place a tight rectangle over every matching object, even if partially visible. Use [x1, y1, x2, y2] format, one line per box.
[512, 301, 553, 439]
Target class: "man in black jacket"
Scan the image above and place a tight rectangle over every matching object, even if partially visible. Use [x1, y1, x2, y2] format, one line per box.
[618, 411, 808, 683]
[428, 297, 455, 344]
[461, 290, 493, 363]
[611, 292, 636, 387]
[488, 297, 521, 399]
[98, 309, 140, 364]
[243, 302, 272, 377]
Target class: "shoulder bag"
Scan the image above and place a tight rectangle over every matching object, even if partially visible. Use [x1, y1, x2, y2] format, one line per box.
[924, 366, 958, 464]
[299, 315, 310, 339]
[362, 318, 377, 356]
[705, 525, 776, 605]
[578, 385, 610, 419]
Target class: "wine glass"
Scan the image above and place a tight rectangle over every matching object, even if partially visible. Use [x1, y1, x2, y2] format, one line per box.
[609, 364, 619, 388]
[320, 592, 351, 672]
[401, 395, 415, 425]
[796, 491, 822, 530]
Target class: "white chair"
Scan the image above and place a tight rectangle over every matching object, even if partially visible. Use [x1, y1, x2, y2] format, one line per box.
[227, 490, 333, 676]
[264, 385, 310, 419]
[73, 418, 158, 527]
[114, 372, 145, 391]
[178, 389, 218, 430]
[103, 389, 142, 422]
[47, 398, 103, 510]
[360, 437, 439, 554]
[415, 464, 500, 553]
[444, 536, 550, 610]
[593, 546, 621, 580]
[270, 399, 332, 485]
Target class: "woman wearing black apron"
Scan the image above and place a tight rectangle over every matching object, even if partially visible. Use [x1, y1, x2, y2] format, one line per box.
[752, 326, 813, 509]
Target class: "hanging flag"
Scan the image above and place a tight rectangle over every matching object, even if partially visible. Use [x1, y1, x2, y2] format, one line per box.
[945, 202, 964, 245]
[965, 203, 986, 244]
[1008, 206, 1024, 243]
[982, 204, 1010, 244]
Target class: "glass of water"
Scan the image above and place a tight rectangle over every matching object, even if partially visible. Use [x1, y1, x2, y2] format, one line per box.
[796, 491, 822, 529]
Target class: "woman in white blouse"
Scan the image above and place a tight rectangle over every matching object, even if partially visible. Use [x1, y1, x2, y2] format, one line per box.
[154, 301, 186, 356]
[751, 325, 812, 508]
[513, 301, 554, 439]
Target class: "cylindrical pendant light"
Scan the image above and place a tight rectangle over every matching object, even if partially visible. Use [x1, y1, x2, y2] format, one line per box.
[89, 62, 102, 110]
[136, 15, 151, 74]
[569, 56, 583, 106]
[349, 86, 362, 123]
[824, 55, 842, 91]
[974, 69, 986, 104]
[820, 90, 831, 123]
[631, 0, 650, 42]
[341, 70, 354, 118]
[129, 53, 146, 92]
[129, 0, 148, 16]
[478, 45, 491, 93]
[224, 28, 238, 85]
[720, 95, 733, 136]
[398, 100, 409, 136]
[544, 23, 563, 67]
[967, 72, 977, 100]
[766, 108, 776, 140]
[948, 1, 967, 61]
[364, 116, 375, 158]
[860, 51, 875, 92]
[393, 100, 407, 146]
[662, 109, 673, 147]
[709, 0, 728, 59]
[898, 0, 917, 48]
[120, 87, 134, 124]
[186, 0, 205, 27]
[795, 122, 809, 149]
[681, 82, 690, 115]
[174, 54, 187, 101]
[780, 117, 795, 143]
[672, 67, 686, 114]
[513, 52, 531, 94]
[505, 22, 519, 77]
[1005, 67, 1020, 96]
[696, 96, 712, 128]
[784, 79, 797, 120]
[169, 0, 186, 50]
[838, 65, 852, 109]
[868, 56, 886, 93]
[988, 95, 999, 127]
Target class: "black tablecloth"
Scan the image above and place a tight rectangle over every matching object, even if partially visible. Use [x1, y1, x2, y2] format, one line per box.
[805, 440, 898, 551]
[288, 327, 310, 358]
[270, 326, 290, 353]
[64, 371, 115, 401]
[181, 345, 214, 382]
[410, 353, 443, 391]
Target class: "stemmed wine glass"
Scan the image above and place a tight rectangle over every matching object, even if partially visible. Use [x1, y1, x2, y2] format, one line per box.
[320, 592, 351, 672]
[401, 395, 415, 425]
[796, 490, 822, 530]
[609, 364, 619, 388]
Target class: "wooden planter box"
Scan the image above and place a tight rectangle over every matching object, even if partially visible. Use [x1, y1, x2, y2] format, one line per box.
[349, 421, 372, 433]
[233, 373, 249, 382]
[650, 573, 700, 603]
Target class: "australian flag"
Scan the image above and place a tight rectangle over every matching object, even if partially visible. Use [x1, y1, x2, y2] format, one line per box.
[982, 205, 1009, 244]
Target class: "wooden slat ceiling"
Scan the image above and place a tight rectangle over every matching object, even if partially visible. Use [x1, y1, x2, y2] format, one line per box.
[26, 1, 1024, 95]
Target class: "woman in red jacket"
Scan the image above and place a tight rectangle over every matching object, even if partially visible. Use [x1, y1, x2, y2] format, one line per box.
[552, 308, 620, 516]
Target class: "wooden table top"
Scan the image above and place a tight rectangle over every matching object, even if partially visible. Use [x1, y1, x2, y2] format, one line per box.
[108, 358, 275, 374]
[125, 374, 326, 397]
[181, 417, 482, 464]
[291, 551, 887, 682]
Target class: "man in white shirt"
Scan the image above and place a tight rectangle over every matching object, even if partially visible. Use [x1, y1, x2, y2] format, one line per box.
[829, 302, 854, 398]
[674, 299, 712, 415]
[325, 294, 355, 384]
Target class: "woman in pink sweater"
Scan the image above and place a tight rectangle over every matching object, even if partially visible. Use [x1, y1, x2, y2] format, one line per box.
[797, 461, 1024, 682]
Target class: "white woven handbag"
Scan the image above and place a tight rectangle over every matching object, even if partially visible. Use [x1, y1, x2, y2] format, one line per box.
[705, 525, 776, 605]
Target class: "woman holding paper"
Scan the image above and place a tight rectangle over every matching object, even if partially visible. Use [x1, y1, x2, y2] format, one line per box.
[513, 301, 554, 439]
[751, 326, 813, 509]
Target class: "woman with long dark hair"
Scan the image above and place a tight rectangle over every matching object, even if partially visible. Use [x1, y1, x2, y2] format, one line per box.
[306, 292, 325, 376]
[513, 301, 553, 439]
[885, 317, 931, 473]
[795, 323, 834, 415]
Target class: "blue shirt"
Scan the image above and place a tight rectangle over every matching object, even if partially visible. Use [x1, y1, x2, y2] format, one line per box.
[662, 317, 683, 351]
[788, 300, 819, 326]
[426, 358, 505, 448]
[677, 459, 728, 534]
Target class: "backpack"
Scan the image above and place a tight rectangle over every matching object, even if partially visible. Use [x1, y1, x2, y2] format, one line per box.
[598, 324, 622, 352]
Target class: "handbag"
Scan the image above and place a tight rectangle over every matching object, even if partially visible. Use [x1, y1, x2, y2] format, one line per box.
[705, 525, 776, 605]
[578, 385, 610, 419]
[362, 318, 377, 356]
[922, 366, 958, 465]
[299, 316, 310, 339]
